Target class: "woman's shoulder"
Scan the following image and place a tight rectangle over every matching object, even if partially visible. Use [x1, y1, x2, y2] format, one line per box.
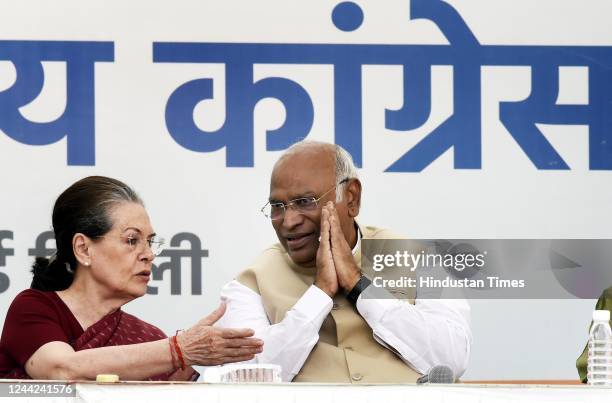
[10, 288, 59, 305]
[6, 289, 64, 316]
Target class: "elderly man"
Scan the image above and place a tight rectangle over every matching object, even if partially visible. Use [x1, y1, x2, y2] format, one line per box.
[217, 141, 471, 382]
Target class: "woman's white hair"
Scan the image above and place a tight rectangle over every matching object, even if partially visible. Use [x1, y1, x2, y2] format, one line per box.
[282, 140, 358, 202]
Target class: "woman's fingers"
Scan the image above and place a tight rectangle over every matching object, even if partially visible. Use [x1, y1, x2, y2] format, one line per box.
[220, 327, 255, 338]
[222, 336, 264, 348]
[222, 346, 263, 357]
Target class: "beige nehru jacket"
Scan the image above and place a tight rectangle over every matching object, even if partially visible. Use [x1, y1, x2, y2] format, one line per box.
[236, 225, 421, 383]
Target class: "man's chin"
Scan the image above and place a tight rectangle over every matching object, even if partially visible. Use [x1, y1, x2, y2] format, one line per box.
[287, 247, 317, 267]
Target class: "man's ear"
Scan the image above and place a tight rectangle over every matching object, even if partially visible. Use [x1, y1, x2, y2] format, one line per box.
[345, 179, 362, 218]
[72, 233, 92, 267]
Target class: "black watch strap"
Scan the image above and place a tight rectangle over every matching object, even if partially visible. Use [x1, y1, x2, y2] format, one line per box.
[346, 275, 372, 305]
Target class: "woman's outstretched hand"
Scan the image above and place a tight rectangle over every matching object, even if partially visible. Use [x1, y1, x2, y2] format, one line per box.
[178, 303, 264, 366]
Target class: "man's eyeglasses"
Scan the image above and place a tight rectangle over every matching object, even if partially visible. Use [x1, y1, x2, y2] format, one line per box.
[261, 178, 349, 221]
[99, 234, 165, 256]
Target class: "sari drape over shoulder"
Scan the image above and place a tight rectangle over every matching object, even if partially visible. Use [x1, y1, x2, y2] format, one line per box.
[74, 309, 174, 381]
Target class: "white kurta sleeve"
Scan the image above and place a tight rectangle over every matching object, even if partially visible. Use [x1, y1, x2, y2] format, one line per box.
[215, 280, 333, 381]
[356, 285, 472, 378]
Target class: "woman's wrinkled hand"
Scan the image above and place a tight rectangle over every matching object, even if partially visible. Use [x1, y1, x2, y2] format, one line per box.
[178, 303, 264, 366]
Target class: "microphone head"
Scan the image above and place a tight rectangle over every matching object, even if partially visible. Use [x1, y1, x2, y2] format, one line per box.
[428, 365, 455, 384]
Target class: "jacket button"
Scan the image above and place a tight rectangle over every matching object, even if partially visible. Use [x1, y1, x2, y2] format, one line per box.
[351, 373, 363, 381]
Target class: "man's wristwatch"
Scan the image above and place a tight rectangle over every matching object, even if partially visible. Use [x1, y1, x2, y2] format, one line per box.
[346, 275, 372, 305]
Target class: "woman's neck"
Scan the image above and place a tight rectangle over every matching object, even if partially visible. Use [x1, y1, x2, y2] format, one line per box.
[57, 274, 130, 330]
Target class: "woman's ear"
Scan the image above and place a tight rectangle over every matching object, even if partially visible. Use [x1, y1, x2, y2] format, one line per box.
[346, 179, 362, 218]
[72, 233, 92, 267]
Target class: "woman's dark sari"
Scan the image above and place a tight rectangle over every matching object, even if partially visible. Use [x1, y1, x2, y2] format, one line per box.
[4, 309, 184, 380]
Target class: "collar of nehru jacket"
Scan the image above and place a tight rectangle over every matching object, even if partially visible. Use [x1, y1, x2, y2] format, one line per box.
[351, 222, 362, 256]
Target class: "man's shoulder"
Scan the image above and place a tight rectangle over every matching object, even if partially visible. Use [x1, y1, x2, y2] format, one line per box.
[360, 225, 425, 250]
[361, 225, 407, 239]
[250, 243, 287, 265]
[235, 243, 291, 293]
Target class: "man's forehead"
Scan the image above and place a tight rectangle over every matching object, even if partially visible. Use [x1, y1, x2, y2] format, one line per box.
[270, 148, 335, 194]
[276, 144, 335, 165]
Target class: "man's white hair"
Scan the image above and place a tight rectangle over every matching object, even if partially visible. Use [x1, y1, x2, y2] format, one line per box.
[281, 140, 358, 202]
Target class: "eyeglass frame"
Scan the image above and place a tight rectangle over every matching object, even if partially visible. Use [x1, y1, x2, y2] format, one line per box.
[96, 233, 166, 256]
[260, 178, 350, 221]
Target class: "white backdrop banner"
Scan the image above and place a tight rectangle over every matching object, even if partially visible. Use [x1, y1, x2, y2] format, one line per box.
[1, 0, 611, 380]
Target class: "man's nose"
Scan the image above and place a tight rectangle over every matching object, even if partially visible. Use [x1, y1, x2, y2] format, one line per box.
[281, 205, 304, 228]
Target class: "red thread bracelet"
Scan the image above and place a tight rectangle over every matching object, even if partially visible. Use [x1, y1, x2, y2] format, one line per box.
[168, 337, 178, 369]
[173, 333, 186, 370]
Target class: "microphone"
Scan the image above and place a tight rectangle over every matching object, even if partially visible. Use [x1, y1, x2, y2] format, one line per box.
[416, 365, 455, 384]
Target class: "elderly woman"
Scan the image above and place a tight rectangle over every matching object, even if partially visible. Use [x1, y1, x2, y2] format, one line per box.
[0, 176, 263, 380]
